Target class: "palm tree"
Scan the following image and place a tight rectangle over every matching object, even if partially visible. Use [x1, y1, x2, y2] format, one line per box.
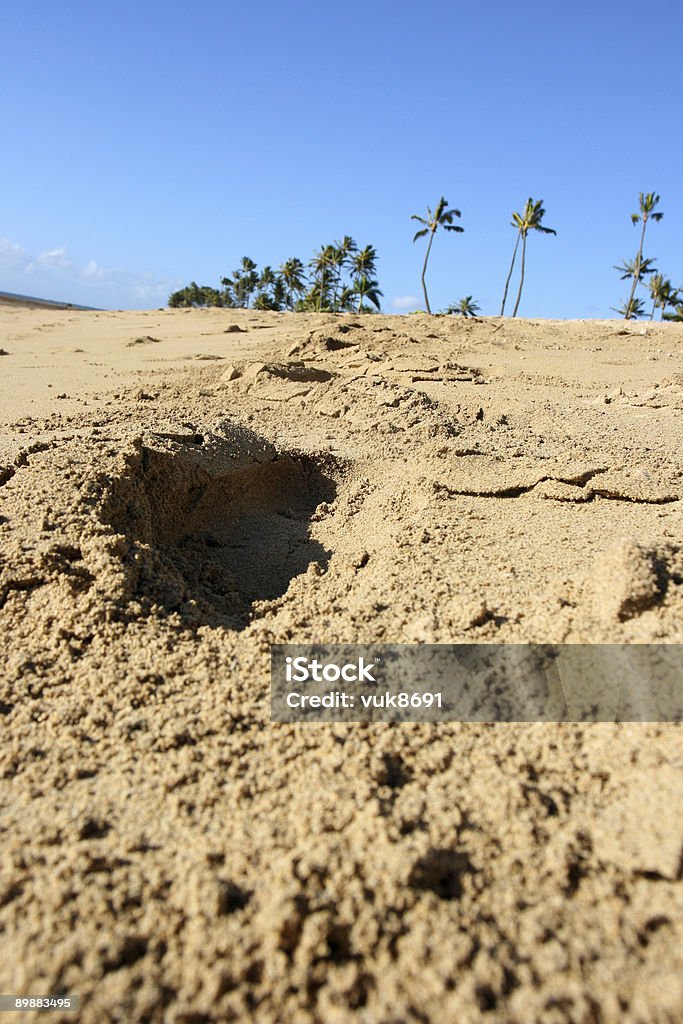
[411, 197, 463, 314]
[279, 258, 307, 310]
[500, 198, 556, 317]
[445, 296, 481, 317]
[331, 236, 357, 310]
[350, 245, 379, 312]
[350, 244, 377, 279]
[624, 192, 664, 319]
[647, 273, 675, 320]
[611, 297, 647, 319]
[662, 289, 683, 322]
[309, 244, 337, 311]
[353, 274, 383, 312]
[221, 256, 259, 308]
[336, 285, 357, 312]
[259, 265, 276, 289]
[613, 256, 656, 318]
[254, 266, 286, 310]
[614, 255, 657, 282]
[272, 275, 287, 310]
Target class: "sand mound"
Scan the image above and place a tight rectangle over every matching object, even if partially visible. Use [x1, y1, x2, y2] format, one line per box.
[0, 309, 682, 1023]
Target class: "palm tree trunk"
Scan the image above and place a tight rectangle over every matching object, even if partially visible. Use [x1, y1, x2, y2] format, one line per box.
[421, 231, 435, 314]
[332, 267, 340, 312]
[626, 219, 648, 319]
[357, 282, 364, 314]
[650, 298, 656, 320]
[500, 234, 520, 316]
[512, 234, 527, 317]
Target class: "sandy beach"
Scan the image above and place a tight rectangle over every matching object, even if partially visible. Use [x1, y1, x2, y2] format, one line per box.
[1, 304, 682, 1022]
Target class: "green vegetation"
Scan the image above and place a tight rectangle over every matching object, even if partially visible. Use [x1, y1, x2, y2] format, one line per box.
[500, 198, 556, 317]
[662, 289, 683, 322]
[612, 193, 679, 320]
[350, 245, 382, 313]
[611, 297, 647, 319]
[411, 197, 464, 314]
[443, 296, 481, 317]
[614, 255, 658, 284]
[168, 237, 382, 313]
[280, 258, 307, 309]
[623, 192, 663, 319]
[169, 190, 679, 321]
[167, 282, 225, 308]
[647, 273, 676, 321]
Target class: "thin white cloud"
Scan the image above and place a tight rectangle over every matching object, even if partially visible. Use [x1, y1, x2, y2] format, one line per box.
[37, 247, 70, 269]
[0, 237, 29, 272]
[82, 260, 106, 279]
[0, 236, 181, 308]
[132, 279, 176, 301]
[392, 295, 419, 310]
[0, 237, 25, 255]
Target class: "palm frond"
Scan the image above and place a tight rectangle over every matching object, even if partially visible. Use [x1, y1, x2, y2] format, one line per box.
[612, 297, 646, 319]
[614, 255, 657, 279]
[434, 197, 448, 220]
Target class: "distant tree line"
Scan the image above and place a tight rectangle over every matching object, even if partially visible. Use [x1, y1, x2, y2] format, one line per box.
[611, 193, 682, 320]
[168, 237, 382, 314]
[170, 192, 680, 321]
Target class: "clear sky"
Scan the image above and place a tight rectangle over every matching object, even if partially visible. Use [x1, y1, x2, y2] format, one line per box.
[2, 0, 681, 316]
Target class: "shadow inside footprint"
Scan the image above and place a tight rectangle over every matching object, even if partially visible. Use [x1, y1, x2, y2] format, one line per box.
[102, 430, 336, 629]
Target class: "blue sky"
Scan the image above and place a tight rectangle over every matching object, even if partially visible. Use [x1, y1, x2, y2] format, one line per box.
[2, 0, 681, 316]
